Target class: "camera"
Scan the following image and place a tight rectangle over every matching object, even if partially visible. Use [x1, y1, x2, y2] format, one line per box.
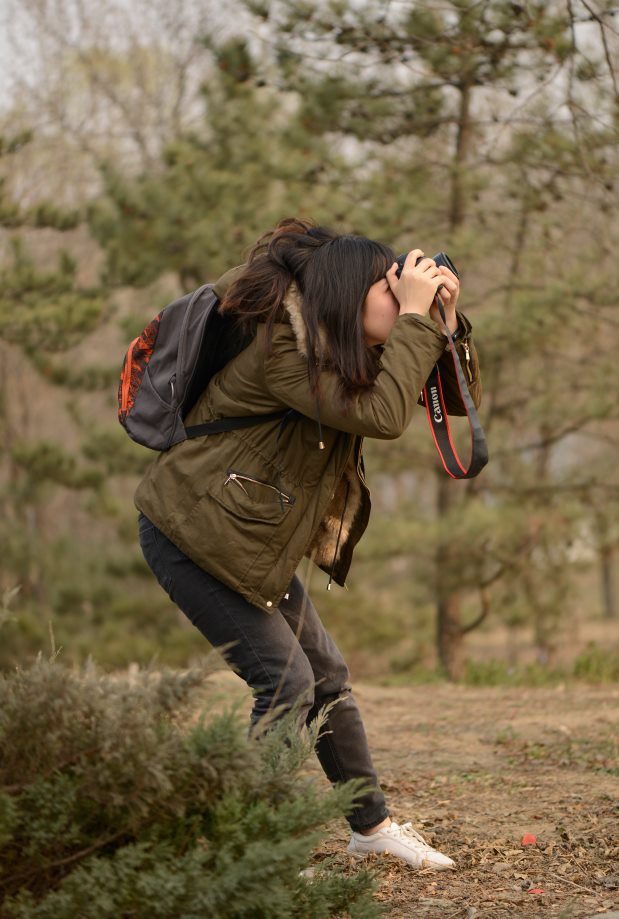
[394, 251, 459, 280]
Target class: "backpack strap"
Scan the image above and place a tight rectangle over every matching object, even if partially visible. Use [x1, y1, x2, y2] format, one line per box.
[184, 410, 301, 439]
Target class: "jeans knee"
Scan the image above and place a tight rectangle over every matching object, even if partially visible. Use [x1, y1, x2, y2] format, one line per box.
[251, 661, 315, 725]
[315, 659, 351, 701]
[280, 665, 316, 710]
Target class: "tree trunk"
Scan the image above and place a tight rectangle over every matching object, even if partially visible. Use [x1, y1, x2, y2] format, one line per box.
[449, 80, 472, 229]
[433, 75, 473, 681]
[435, 477, 465, 680]
[437, 593, 466, 680]
[600, 544, 617, 619]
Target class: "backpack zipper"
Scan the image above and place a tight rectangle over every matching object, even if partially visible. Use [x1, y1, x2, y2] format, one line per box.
[224, 470, 295, 505]
[120, 337, 139, 414]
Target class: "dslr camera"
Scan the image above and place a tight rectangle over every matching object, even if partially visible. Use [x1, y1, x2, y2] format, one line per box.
[395, 251, 459, 280]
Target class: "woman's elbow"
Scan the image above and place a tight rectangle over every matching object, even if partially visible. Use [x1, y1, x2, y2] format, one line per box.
[368, 407, 412, 440]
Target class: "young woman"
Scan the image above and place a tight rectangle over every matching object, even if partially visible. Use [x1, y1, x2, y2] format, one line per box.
[135, 217, 481, 870]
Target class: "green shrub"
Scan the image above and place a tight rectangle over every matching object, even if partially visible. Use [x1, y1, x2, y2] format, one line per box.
[572, 641, 619, 682]
[0, 656, 383, 918]
[463, 644, 619, 687]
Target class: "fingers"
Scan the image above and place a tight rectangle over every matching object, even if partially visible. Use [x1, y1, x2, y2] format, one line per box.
[438, 265, 458, 283]
[403, 248, 424, 269]
[416, 256, 439, 274]
[437, 275, 458, 300]
[386, 261, 399, 293]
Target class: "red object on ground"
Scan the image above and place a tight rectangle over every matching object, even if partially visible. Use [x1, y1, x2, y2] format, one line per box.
[521, 833, 537, 845]
[527, 888, 545, 894]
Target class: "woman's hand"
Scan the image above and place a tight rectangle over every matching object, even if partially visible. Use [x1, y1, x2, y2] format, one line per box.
[386, 249, 444, 317]
[429, 265, 460, 334]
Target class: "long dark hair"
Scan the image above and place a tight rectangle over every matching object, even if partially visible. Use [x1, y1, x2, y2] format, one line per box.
[219, 217, 395, 406]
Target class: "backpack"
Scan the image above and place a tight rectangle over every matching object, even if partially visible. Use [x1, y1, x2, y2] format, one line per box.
[118, 284, 290, 450]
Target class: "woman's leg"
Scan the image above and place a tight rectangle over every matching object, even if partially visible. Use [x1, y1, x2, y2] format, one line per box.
[278, 577, 455, 870]
[278, 574, 390, 832]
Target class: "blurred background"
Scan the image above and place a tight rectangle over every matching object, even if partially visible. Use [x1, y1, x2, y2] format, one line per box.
[0, 0, 617, 684]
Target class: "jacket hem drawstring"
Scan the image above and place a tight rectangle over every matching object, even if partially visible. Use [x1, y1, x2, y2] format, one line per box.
[315, 395, 325, 450]
[327, 479, 349, 591]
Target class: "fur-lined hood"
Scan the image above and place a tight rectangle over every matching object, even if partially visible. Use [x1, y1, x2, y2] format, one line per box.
[281, 282, 331, 361]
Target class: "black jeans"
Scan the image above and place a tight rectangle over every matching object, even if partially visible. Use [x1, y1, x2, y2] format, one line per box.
[138, 512, 389, 832]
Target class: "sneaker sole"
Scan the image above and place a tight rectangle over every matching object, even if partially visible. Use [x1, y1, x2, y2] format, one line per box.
[347, 847, 455, 870]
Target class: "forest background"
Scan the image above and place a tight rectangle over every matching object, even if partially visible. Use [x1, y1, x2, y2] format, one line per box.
[1, 0, 618, 685]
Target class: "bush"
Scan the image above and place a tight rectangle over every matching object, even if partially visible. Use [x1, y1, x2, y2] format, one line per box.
[0, 656, 383, 918]
[573, 641, 619, 682]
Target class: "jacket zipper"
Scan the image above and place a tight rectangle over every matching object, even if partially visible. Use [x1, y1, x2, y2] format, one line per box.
[224, 470, 295, 505]
[120, 337, 138, 414]
[463, 342, 473, 383]
[356, 437, 369, 493]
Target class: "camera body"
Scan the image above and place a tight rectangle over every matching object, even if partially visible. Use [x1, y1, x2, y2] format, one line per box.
[395, 251, 459, 280]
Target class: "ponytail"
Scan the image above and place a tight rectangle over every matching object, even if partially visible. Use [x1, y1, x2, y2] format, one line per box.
[219, 217, 337, 346]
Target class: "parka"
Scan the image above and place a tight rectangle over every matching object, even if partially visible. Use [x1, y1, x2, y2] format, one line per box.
[134, 270, 482, 613]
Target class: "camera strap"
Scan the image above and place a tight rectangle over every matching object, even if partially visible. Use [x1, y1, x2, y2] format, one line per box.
[422, 295, 488, 479]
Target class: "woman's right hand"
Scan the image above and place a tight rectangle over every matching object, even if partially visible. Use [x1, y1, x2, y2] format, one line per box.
[386, 249, 443, 317]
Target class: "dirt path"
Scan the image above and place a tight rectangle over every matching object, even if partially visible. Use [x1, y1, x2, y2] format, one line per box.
[208, 674, 619, 918]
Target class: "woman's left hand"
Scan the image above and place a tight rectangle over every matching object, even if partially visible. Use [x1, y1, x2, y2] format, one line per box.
[429, 265, 460, 334]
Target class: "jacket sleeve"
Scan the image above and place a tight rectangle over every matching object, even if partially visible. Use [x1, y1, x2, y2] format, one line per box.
[263, 313, 450, 439]
[417, 311, 482, 416]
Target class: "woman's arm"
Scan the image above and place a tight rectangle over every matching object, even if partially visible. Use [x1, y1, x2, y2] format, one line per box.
[263, 313, 450, 439]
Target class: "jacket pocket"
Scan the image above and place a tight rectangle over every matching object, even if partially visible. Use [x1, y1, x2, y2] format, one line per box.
[210, 469, 295, 524]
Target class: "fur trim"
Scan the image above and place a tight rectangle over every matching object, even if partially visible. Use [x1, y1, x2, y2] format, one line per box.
[282, 283, 328, 360]
[282, 283, 308, 357]
[305, 460, 363, 569]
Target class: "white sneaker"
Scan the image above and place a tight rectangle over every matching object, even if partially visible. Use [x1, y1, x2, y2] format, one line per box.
[347, 820, 455, 870]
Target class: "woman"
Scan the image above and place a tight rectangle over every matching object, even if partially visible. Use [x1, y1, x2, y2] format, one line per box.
[135, 217, 481, 870]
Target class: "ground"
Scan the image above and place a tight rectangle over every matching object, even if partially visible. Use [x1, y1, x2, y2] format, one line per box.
[208, 672, 619, 919]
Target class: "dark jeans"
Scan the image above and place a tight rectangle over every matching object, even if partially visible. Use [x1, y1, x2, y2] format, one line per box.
[138, 512, 390, 832]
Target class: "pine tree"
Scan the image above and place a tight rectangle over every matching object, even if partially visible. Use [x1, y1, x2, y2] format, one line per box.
[0, 133, 113, 607]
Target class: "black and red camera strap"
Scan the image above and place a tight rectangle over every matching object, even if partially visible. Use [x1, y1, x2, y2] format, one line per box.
[422, 294, 488, 479]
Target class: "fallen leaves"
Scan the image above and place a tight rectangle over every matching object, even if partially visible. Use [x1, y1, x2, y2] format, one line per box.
[305, 683, 619, 918]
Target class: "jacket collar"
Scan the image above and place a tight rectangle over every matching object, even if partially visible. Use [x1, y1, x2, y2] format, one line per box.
[282, 282, 329, 361]
[282, 283, 309, 358]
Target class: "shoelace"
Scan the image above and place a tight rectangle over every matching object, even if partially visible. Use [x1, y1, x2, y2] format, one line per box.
[391, 822, 434, 851]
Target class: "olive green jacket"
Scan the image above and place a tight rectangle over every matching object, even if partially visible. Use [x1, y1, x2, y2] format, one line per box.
[134, 275, 482, 613]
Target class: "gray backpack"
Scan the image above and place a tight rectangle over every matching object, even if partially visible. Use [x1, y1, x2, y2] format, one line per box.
[118, 283, 290, 450]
